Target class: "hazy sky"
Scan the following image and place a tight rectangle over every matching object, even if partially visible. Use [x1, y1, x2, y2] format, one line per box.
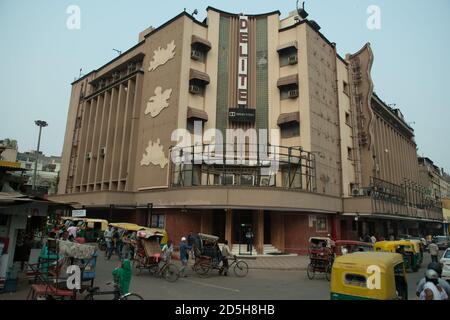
[0, 0, 449, 171]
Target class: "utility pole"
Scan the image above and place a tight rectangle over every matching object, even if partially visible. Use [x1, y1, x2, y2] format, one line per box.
[32, 120, 48, 191]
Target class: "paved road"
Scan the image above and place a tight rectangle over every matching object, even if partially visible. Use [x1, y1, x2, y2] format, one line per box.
[90, 252, 430, 300]
[0, 251, 434, 300]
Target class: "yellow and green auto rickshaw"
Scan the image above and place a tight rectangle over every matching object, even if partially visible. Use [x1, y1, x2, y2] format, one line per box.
[330, 252, 408, 300]
[406, 239, 423, 266]
[374, 241, 420, 272]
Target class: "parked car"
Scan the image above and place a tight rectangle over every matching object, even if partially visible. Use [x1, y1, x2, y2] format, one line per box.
[433, 236, 450, 250]
[440, 248, 450, 282]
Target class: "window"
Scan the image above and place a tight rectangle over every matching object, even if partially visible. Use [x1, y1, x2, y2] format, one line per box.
[347, 147, 353, 160]
[191, 48, 206, 62]
[240, 174, 255, 186]
[151, 214, 165, 229]
[280, 122, 300, 139]
[316, 216, 328, 232]
[345, 112, 351, 126]
[280, 85, 299, 100]
[187, 119, 204, 136]
[279, 48, 298, 67]
[344, 274, 367, 287]
[343, 81, 350, 96]
[351, 220, 357, 232]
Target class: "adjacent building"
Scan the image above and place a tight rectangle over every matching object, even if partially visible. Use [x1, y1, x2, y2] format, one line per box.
[52, 7, 444, 254]
[17, 151, 61, 195]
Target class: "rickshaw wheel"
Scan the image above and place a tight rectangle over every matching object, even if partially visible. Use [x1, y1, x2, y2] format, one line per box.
[120, 293, 144, 300]
[194, 263, 211, 276]
[164, 264, 180, 282]
[148, 264, 159, 276]
[307, 263, 315, 280]
[234, 261, 249, 277]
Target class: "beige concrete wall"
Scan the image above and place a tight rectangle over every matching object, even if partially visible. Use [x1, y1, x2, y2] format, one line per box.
[305, 25, 341, 197]
[336, 59, 354, 197]
[133, 17, 187, 191]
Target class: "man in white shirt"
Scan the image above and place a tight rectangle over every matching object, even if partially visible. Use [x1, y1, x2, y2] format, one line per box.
[428, 241, 439, 263]
[420, 270, 449, 300]
[220, 240, 233, 276]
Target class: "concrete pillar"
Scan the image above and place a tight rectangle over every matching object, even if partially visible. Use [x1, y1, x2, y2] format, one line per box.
[225, 209, 233, 244]
[253, 210, 264, 255]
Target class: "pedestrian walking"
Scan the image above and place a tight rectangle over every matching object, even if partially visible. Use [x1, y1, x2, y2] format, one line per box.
[419, 269, 449, 300]
[187, 231, 195, 259]
[179, 237, 192, 277]
[245, 228, 254, 253]
[104, 225, 114, 260]
[370, 235, 377, 244]
[428, 240, 439, 263]
[220, 240, 233, 276]
[113, 227, 122, 259]
[161, 240, 174, 263]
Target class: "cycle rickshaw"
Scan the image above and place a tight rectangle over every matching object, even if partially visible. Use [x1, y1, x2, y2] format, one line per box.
[133, 227, 178, 282]
[192, 233, 249, 277]
[307, 237, 335, 281]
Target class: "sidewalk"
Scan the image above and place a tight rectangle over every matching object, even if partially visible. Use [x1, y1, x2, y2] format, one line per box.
[239, 255, 309, 271]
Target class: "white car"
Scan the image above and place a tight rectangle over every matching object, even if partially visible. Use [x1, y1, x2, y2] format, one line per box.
[441, 248, 450, 281]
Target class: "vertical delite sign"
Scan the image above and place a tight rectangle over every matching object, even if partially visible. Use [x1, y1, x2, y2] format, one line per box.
[238, 15, 249, 107]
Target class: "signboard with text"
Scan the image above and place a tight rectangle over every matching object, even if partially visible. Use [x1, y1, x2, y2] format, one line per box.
[229, 107, 255, 123]
[72, 209, 86, 218]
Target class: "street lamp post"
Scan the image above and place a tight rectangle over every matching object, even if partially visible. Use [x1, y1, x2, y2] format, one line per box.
[32, 120, 48, 191]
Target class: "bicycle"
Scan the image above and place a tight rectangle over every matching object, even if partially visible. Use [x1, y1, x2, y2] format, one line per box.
[84, 281, 143, 300]
[148, 260, 180, 282]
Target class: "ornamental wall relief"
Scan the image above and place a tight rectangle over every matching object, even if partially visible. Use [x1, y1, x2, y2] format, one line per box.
[145, 86, 172, 118]
[140, 139, 169, 169]
[148, 40, 176, 72]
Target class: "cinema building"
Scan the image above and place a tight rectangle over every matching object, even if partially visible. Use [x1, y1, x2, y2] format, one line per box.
[52, 7, 443, 254]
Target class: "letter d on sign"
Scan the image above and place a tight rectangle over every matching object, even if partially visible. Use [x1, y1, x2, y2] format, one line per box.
[367, 265, 381, 290]
[66, 265, 81, 290]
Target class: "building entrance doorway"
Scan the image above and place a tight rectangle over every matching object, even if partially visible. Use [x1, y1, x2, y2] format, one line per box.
[340, 220, 348, 239]
[212, 210, 226, 242]
[233, 210, 253, 245]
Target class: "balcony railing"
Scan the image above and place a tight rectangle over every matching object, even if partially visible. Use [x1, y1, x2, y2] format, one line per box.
[367, 177, 443, 221]
[169, 144, 317, 192]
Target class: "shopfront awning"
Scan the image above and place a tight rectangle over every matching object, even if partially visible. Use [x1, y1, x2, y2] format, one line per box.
[190, 69, 210, 85]
[277, 41, 298, 52]
[277, 74, 298, 88]
[342, 212, 443, 224]
[192, 35, 212, 51]
[277, 112, 300, 126]
[187, 107, 209, 122]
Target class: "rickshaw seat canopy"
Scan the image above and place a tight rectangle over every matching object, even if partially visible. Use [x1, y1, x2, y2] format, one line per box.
[332, 252, 404, 273]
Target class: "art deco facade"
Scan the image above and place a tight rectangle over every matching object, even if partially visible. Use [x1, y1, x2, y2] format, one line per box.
[53, 7, 443, 253]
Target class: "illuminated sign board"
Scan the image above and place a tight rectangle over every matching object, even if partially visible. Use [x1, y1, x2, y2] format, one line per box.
[238, 15, 248, 107]
[229, 107, 255, 123]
